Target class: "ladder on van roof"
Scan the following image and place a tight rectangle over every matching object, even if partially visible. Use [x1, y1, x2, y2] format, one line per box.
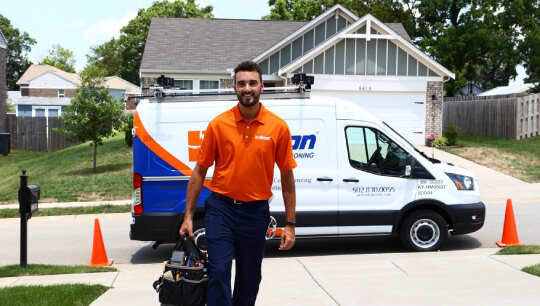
[134, 73, 314, 103]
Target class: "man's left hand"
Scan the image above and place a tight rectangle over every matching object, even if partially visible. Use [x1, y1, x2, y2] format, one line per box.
[279, 225, 295, 250]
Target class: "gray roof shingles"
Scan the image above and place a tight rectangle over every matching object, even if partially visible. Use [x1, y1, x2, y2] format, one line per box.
[141, 18, 307, 71]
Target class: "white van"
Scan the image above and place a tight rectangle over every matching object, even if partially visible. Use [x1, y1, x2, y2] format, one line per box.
[130, 79, 485, 252]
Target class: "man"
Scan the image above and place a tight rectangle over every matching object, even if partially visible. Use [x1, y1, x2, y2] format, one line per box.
[179, 61, 297, 306]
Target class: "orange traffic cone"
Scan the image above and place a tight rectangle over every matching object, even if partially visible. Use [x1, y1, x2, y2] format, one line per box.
[496, 199, 524, 247]
[86, 218, 114, 266]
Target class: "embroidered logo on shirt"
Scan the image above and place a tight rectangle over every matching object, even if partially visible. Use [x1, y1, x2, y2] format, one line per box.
[255, 135, 271, 141]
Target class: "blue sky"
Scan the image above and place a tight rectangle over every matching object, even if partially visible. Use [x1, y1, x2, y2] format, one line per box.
[1, 0, 525, 84]
[1, 0, 270, 72]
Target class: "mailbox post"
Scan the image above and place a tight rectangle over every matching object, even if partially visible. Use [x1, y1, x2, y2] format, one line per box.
[19, 170, 39, 267]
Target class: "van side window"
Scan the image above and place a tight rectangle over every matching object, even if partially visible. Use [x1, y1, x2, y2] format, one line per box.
[345, 126, 408, 176]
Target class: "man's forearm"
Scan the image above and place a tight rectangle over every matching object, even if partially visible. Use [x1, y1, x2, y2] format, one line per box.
[280, 170, 296, 222]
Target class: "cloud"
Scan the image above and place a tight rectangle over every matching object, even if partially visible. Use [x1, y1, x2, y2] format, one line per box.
[83, 11, 137, 43]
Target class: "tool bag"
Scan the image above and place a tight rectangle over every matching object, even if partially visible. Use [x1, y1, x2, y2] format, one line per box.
[153, 233, 208, 306]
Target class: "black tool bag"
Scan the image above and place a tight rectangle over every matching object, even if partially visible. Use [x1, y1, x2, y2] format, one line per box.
[153, 233, 208, 306]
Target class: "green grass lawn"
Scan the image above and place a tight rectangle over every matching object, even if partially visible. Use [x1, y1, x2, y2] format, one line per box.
[0, 284, 109, 306]
[0, 132, 132, 204]
[0, 264, 117, 278]
[496, 245, 540, 278]
[441, 134, 540, 182]
[0, 204, 131, 219]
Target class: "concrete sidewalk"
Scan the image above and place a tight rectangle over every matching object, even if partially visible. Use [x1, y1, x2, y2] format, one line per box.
[2, 248, 540, 305]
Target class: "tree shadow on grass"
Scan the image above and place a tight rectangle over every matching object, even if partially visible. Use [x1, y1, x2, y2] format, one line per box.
[64, 163, 132, 175]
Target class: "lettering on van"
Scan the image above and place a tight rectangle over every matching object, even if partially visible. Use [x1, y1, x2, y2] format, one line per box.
[353, 186, 395, 197]
[418, 180, 446, 191]
[272, 177, 312, 192]
[292, 134, 317, 159]
[188, 130, 205, 162]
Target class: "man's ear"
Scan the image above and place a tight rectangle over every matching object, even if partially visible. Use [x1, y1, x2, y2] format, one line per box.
[261, 80, 264, 92]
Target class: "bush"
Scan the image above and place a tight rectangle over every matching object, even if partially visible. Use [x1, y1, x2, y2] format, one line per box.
[431, 136, 448, 147]
[123, 113, 134, 147]
[443, 124, 460, 146]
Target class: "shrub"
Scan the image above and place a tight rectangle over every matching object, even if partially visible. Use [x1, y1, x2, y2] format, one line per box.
[123, 113, 134, 147]
[431, 136, 448, 147]
[443, 124, 460, 146]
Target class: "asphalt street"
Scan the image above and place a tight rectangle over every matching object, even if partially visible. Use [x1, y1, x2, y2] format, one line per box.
[0, 200, 539, 266]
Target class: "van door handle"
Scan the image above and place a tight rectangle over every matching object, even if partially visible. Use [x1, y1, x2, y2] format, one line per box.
[317, 177, 333, 182]
[343, 178, 359, 183]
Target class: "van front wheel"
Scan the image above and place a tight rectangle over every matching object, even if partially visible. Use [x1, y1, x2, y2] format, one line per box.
[400, 210, 448, 252]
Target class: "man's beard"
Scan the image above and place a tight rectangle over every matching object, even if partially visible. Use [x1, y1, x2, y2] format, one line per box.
[237, 91, 260, 107]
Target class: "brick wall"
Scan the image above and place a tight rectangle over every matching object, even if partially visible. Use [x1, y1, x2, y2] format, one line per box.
[220, 78, 233, 89]
[0, 48, 6, 133]
[425, 81, 443, 145]
[28, 88, 76, 97]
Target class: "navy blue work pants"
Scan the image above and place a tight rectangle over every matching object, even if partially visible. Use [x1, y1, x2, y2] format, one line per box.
[204, 193, 270, 306]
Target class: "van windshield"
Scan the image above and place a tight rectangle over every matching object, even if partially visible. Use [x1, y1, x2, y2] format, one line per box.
[382, 121, 439, 163]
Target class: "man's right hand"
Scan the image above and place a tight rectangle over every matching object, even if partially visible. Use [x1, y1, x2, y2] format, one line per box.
[179, 218, 193, 238]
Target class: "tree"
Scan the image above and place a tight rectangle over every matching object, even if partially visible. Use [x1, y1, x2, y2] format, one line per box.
[414, 0, 526, 96]
[87, 0, 213, 85]
[86, 38, 121, 77]
[40, 44, 76, 73]
[55, 65, 125, 174]
[0, 14, 37, 90]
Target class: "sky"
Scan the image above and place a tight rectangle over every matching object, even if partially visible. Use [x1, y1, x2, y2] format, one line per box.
[0, 0, 271, 72]
[0, 0, 526, 85]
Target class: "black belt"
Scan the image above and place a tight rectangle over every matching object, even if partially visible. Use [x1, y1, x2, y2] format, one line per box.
[211, 192, 267, 205]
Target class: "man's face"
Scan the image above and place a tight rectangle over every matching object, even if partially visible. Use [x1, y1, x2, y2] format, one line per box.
[234, 70, 264, 107]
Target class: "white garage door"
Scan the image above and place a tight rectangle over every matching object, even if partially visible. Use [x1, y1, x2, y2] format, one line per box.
[313, 91, 426, 145]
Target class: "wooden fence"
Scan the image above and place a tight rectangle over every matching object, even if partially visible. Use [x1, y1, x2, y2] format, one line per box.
[443, 93, 540, 140]
[5, 114, 79, 152]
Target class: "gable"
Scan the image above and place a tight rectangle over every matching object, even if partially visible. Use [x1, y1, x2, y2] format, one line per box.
[276, 14, 454, 79]
[29, 71, 78, 89]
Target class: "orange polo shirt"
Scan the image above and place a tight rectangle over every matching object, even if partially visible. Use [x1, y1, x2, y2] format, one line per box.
[196, 103, 297, 201]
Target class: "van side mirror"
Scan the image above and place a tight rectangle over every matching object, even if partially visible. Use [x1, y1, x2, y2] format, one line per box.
[404, 154, 435, 179]
[404, 155, 415, 177]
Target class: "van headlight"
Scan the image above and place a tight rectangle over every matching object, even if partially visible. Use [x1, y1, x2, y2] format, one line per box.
[445, 173, 474, 190]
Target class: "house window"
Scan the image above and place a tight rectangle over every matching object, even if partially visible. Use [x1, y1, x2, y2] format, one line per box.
[200, 80, 219, 90]
[174, 80, 193, 90]
[58, 89, 65, 97]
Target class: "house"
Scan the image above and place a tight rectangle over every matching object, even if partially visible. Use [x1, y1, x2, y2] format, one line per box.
[14, 64, 140, 117]
[458, 82, 485, 96]
[140, 4, 454, 145]
[0, 27, 7, 132]
[478, 83, 537, 96]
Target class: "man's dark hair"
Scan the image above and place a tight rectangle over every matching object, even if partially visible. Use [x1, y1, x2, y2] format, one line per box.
[234, 61, 262, 83]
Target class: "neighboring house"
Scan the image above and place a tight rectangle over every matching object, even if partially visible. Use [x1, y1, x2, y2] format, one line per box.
[458, 82, 485, 96]
[0, 27, 7, 132]
[140, 4, 454, 145]
[478, 83, 537, 96]
[14, 64, 140, 117]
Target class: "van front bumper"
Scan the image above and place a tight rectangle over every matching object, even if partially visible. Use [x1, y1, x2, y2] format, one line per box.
[130, 212, 183, 242]
[449, 202, 485, 235]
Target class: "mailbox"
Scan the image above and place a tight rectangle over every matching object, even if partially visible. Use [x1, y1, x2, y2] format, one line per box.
[19, 184, 40, 218]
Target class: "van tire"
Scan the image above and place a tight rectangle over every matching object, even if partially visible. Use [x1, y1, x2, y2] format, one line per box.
[400, 210, 448, 252]
[192, 219, 207, 251]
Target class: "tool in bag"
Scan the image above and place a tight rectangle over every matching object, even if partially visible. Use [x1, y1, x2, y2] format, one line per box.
[153, 233, 208, 306]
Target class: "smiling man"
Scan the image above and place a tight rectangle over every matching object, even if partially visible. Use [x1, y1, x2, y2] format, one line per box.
[180, 61, 297, 306]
